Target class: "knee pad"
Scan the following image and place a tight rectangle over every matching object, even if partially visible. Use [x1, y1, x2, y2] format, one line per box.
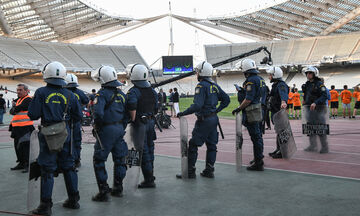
[93, 158, 106, 172]
[206, 144, 217, 153]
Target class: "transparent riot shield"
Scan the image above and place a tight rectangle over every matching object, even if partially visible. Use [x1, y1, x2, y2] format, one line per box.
[123, 122, 146, 194]
[235, 112, 243, 172]
[27, 130, 41, 211]
[179, 117, 189, 179]
[273, 109, 297, 159]
[27, 130, 69, 211]
[302, 105, 329, 152]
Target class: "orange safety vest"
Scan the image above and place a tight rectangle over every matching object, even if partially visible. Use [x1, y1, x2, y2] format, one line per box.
[11, 95, 34, 127]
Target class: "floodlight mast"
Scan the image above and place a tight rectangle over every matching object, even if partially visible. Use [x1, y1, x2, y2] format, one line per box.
[168, 1, 174, 56]
[151, 46, 272, 88]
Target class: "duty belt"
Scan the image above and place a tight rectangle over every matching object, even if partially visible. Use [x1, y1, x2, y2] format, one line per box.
[102, 120, 123, 126]
[196, 112, 216, 121]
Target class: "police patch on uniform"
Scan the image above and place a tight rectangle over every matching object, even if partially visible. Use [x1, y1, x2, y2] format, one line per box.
[94, 97, 98, 104]
[321, 86, 326, 91]
[246, 85, 252, 91]
[195, 88, 200, 94]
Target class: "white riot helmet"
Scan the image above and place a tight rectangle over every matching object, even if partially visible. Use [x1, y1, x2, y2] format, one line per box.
[195, 61, 213, 77]
[65, 74, 79, 88]
[302, 66, 319, 77]
[126, 64, 149, 81]
[42, 61, 67, 86]
[235, 58, 258, 73]
[266, 66, 283, 79]
[92, 66, 121, 87]
[126, 64, 150, 88]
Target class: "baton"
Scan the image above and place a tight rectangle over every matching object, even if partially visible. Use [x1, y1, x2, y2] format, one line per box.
[218, 122, 225, 139]
[70, 120, 74, 156]
[153, 115, 163, 132]
[92, 125, 104, 150]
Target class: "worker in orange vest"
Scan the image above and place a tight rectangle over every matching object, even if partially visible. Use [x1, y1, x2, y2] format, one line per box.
[352, 86, 360, 118]
[292, 88, 301, 119]
[287, 87, 294, 118]
[329, 85, 339, 118]
[9, 83, 35, 172]
[340, 85, 352, 118]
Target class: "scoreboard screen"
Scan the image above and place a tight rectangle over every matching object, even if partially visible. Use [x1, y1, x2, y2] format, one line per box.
[162, 56, 193, 75]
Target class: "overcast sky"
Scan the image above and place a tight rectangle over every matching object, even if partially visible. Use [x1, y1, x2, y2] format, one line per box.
[79, 0, 284, 69]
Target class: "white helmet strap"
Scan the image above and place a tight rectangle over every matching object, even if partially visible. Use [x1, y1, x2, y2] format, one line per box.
[43, 62, 50, 73]
[98, 66, 104, 77]
[200, 61, 205, 70]
[130, 63, 139, 74]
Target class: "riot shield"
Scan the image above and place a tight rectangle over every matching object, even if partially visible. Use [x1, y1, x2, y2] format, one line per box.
[235, 112, 243, 172]
[123, 122, 146, 194]
[302, 105, 329, 152]
[27, 130, 40, 211]
[273, 109, 297, 159]
[27, 130, 68, 211]
[179, 117, 188, 179]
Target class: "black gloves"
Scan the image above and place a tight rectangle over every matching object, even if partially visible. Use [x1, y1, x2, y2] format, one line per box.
[232, 108, 241, 115]
[177, 112, 184, 118]
[29, 161, 41, 181]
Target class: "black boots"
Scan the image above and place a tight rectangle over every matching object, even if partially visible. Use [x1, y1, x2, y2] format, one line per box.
[272, 151, 283, 159]
[63, 192, 80, 209]
[138, 171, 156, 188]
[176, 166, 196, 179]
[200, 164, 214, 178]
[31, 199, 53, 216]
[111, 179, 123, 197]
[10, 163, 25, 170]
[268, 149, 279, 157]
[246, 160, 264, 171]
[92, 183, 111, 202]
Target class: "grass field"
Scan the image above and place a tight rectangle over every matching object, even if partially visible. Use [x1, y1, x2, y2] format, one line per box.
[176, 96, 359, 119]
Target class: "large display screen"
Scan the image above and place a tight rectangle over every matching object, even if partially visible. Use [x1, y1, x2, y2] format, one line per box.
[162, 55, 193, 75]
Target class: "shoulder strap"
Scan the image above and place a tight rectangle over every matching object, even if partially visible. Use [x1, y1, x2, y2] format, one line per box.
[63, 93, 71, 120]
[105, 89, 118, 110]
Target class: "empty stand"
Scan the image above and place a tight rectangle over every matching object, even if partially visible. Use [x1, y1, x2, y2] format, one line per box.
[0, 36, 147, 73]
[0, 37, 48, 69]
[205, 32, 360, 69]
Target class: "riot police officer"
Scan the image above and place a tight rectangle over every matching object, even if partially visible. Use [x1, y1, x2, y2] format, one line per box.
[232, 59, 265, 171]
[91, 66, 128, 201]
[65, 74, 89, 168]
[266, 66, 288, 159]
[126, 64, 158, 188]
[176, 61, 230, 178]
[28, 62, 82, 215]
[302, 66, 328, 153]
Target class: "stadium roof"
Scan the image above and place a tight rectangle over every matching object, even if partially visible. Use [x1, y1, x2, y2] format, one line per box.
[0, 0, 359, 42]
[193, 0, 360, 40]
[0, 0, 165, 42]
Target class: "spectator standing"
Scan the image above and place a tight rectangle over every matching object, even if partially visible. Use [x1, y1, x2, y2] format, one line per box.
[168, 88, 175, 117]
[0, 94, 5, 124]
[329, 85, 339, 118]
[173, 88, 180, 116]
[88, 89, 96, 112]
[340, 85, 352, 118]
